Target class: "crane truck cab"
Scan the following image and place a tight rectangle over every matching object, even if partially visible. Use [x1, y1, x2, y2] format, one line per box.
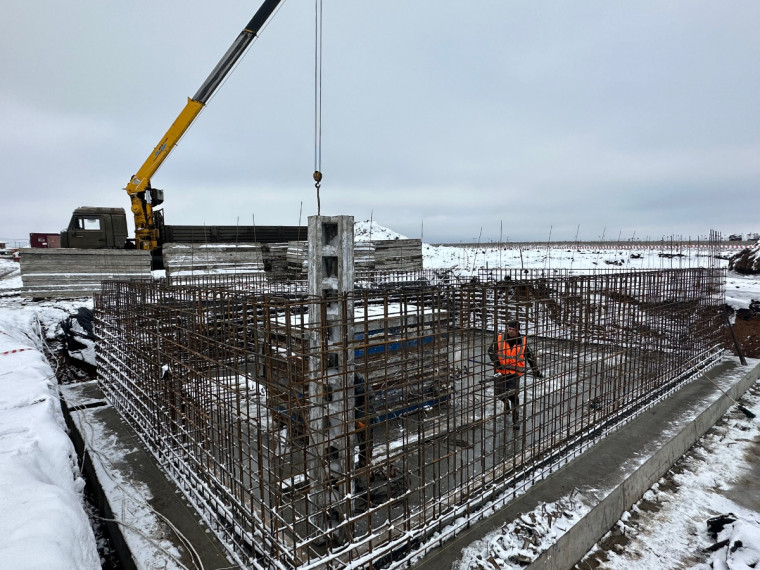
[60, 207, 133, 249]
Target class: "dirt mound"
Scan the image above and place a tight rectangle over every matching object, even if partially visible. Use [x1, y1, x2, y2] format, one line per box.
[729, 244, 760, 274]
[726, 300, 760, 358]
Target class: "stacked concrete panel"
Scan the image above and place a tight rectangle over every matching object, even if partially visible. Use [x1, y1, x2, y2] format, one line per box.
[19, 248, 151, 298]
[261, 242, 290, 273]
[354, 240, 376, 270]
[162, 243, 264, 277]
[373, 238, 423, 271]
[285, 241, 309, 276]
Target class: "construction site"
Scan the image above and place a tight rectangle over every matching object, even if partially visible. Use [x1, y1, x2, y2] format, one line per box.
[90, 215, 729, 569]
[4, 0, 760, 567]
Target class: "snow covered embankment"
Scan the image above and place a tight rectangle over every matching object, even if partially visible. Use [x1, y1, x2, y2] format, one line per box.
[0, 305, 99, 569]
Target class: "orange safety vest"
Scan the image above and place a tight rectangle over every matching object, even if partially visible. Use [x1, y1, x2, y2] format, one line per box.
[495, 334, 526, 376]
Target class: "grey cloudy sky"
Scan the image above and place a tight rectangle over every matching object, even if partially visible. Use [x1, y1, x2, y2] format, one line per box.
[2, 1, 758, 245]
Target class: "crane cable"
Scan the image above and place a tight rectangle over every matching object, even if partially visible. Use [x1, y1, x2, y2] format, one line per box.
[313, 0, 323, 215]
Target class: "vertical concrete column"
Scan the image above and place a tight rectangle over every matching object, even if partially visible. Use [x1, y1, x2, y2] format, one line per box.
[307, 215, 355, 544]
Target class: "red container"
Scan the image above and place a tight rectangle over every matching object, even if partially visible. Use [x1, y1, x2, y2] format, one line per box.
[29, 233, 61, 248]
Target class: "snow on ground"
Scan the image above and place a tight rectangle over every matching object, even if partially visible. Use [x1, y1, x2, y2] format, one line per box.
[726, 272, 760, 312]
[357, 219, 760, 310]
[581, 383, 760, 570]
[0, 228, 759, 569]
[0, 261, 100, 568]
[455, 494, 590, 568]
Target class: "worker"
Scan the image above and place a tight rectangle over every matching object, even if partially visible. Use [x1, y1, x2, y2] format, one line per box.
[486, 320, 543, 430]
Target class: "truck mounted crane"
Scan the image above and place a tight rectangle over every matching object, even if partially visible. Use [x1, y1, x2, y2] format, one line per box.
[21, 0, 309, 295]
[127, 0, 284, 252]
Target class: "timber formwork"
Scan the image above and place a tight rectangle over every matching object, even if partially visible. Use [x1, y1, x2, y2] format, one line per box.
[94, 267, 725, 569]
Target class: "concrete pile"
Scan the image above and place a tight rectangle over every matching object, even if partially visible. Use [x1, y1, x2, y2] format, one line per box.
[19, 237, 423, 297]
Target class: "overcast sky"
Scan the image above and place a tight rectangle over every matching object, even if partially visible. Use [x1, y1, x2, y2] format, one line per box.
[2, 1, 758, 245]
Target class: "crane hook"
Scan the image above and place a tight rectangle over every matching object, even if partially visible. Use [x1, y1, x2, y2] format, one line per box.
[313, 170, 322, 215]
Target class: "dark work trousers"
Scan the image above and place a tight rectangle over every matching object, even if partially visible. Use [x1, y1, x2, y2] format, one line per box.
[494, 373, 520, 423]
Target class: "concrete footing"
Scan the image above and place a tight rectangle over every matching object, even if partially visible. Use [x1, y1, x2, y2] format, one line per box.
[60, 381, 233, 570]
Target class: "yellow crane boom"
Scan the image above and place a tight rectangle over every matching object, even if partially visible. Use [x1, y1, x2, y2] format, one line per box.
[126, 0, 284, 251]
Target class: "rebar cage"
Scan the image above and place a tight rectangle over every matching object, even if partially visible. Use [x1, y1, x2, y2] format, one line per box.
[94, 267, 725, 569]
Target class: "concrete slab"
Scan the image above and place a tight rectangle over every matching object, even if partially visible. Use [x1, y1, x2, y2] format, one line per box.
[412, 356, 760, 570]
[60, 381, 234, 570]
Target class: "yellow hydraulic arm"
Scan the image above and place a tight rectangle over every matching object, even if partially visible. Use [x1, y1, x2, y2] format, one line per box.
[127, 0, 284, 251]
